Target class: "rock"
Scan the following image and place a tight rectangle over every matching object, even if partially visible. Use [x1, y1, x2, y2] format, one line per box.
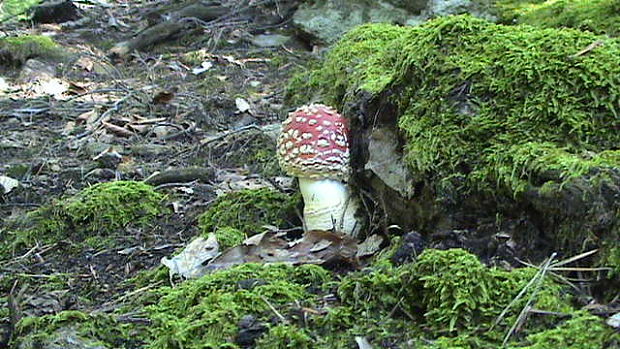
[390, 231, 425, 265]
[293, 0, 416, 44]
[18, 59, 56, 83]
[386, 0, 428, 13]
[31, 0, 81, 24]
[426, 0, 495, 19]
[235, 315, 267, 347]
[292, 0, 495, 45]
[250, 34, 291, 47]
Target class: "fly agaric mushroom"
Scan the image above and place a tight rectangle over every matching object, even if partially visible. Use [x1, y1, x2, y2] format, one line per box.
[277, 104, 360, 237]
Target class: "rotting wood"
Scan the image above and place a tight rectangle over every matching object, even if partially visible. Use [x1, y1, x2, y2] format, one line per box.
[109, 2, 229, 57]
[145, 166, 215, 186]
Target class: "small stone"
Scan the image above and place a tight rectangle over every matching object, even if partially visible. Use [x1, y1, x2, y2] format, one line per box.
[250, 34, 291, 47]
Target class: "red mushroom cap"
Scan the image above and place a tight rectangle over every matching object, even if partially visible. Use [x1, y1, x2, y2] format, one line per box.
[277, 104, 350, 180]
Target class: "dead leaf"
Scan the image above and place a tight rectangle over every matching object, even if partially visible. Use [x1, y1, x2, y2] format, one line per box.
[356, 234, 384, 258]
[0, 176, 20, 194]
[76, 109, 99, 125]
[161, 234, 220, 279]
[205, 230, 358, 272]
[152, 87, 178, 104]
[102, 121, 134, 137]
[235, 97, 252, 114]
[67, 81, 89, 95]
[192, 61, 214, 75]
[76, 56, 94, 71]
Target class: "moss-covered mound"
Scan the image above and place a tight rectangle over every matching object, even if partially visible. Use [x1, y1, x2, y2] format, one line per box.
[0, 0, 40, 21]
[198, 188, 300, 237]
[495, 0, 620, 37]
[5, 181, 166, 249]
[145, 263, 329, 348]
[15, 249, 618, 348]
[287, 14, 620, 268]
[0, 34, 62, 65]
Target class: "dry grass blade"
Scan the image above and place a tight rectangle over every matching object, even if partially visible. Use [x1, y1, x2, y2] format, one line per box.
[549, 266, 611, 272]
[550, 249, 598, 268]
[491, 253, 558, 336]
[502, 253, 556, 347]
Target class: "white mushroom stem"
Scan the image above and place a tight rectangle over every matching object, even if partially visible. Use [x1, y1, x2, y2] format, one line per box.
[298, 177, 360, 237]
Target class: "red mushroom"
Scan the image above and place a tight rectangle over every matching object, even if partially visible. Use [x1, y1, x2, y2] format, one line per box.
[277, 104, 360, 236]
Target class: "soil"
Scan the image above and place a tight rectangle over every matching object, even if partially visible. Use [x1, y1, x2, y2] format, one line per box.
[0, 0, 312, 343]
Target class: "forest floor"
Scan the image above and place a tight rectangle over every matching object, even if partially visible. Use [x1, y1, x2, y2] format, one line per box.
[1, 0, 619, 348]
[0, 0, 319, 344]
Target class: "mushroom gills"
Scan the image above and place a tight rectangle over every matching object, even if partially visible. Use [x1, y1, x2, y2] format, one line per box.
[298, 177, 360, 237]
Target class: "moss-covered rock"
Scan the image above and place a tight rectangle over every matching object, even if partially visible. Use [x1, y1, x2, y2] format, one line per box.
[5, 181, 166, 250]
[198, 188, 300, 235]
[286, 14, 620, 276]
[495, 0, 620, 37]
[0, 35, 62, 65]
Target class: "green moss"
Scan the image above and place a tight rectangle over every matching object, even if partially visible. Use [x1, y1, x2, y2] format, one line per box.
[6, 181, 166, 249]
[519, 312, 619, 348]
[407, 249, 571, 334]
[214, 226, 246, 249]
[198, 188, 300, 235]
[14, 310, 143, 348]
[14, 249, 608, 347]
[0, 0, 41, 21]
[495, 0, 620, 37]
[285, 23, 408, 107]
[334, 248, 574, 346]
[255, 324, 313, 348]
[145, 263, 330, 349]
[0, 35, 62, 64]
[600, 242, 620, 277]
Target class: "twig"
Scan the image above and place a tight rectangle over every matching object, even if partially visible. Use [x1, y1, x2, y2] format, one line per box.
[260, 295, 287, 323]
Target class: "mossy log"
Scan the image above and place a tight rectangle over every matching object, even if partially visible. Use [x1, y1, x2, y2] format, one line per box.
[287, 15, 620, 270]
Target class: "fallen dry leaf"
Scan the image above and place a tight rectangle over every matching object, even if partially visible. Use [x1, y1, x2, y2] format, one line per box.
[161, 234, 220, 279]
[76, 109, 99, 126]
[235, 97, 252, 114]
[0, 176, 20, 194]
[152, 87, 178, 104]
[76, 56, 95, 71]
[102, 121, 134, 137]
[205, 230, 358, 272]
